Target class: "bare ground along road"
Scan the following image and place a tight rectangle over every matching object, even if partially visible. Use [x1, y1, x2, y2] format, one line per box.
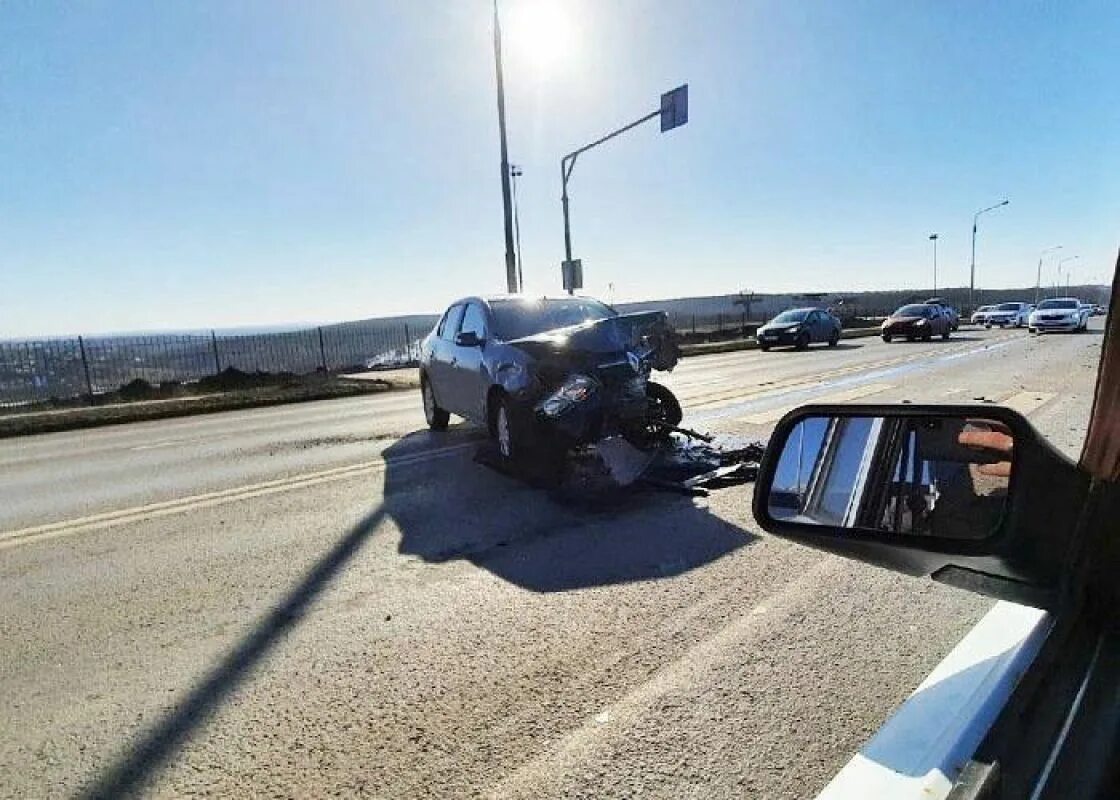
[0, 323, 1105, 798]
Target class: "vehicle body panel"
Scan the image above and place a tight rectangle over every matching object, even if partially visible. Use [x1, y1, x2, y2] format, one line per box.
[817, 601, 1050, 800]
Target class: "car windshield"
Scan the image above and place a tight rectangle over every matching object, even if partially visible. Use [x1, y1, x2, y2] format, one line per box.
[896, 304, 931, 316]
[772, 310, 810, 323]
[996, 303, 1021, 311]
[978, 306, 996, 312]
[489, 298, 615, 340]
[1037, 299, 1079, 310]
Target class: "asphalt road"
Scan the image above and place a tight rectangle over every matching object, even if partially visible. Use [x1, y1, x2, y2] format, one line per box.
[0, 322, 1106, 799]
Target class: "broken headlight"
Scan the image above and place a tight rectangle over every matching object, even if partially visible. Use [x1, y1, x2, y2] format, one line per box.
[538, 374, 599, 418]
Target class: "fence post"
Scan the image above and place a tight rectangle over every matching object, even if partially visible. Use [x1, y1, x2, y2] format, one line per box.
[403, 323, 411, 361]
[717, 312, 723, 331]
[691, 314, 696, 334]
[317, 326, 328, 371]
[210, 330, 222, 374]
[77, 336, 94, 403]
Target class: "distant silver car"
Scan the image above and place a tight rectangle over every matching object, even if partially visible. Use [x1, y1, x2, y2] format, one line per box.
[971, 305, 997, 325]
[1028, 297, 1088, 333]
[418, 296, 681, 459]
[984, 302, 1033, 328]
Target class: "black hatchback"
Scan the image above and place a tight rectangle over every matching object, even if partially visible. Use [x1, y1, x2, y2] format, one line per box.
[756, 308, 842, 351]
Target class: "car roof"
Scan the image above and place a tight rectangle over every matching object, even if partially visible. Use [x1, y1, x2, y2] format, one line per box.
[1041, 296, 1082, 303]
[777, 307, 821, 314]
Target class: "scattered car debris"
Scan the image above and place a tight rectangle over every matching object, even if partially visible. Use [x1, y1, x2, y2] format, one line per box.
[474, 429, 766, 501]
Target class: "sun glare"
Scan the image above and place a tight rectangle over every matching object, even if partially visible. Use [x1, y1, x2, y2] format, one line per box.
[509, 0, 575, 77]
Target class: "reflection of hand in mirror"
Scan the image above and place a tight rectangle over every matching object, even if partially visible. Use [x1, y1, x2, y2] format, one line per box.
[958, 422, 1014, 478]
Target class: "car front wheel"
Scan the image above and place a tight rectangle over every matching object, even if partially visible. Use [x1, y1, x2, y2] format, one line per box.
[882, 333, 892, 343]
[495, 397, 516, 459]
[422, 377, 450, 431]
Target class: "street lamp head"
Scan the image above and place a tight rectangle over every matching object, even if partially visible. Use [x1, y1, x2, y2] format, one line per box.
[999, 199, 1009, 206]
[929, 233, 939, 240]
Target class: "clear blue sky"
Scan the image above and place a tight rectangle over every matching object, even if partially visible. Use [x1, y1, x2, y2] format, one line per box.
[2, 1, 1117, 336]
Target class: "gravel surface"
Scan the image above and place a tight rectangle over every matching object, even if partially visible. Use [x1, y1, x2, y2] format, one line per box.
[0, 323, 1105, 799]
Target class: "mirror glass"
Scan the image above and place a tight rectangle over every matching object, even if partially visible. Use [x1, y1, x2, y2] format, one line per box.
[766, 415, 1013, 539]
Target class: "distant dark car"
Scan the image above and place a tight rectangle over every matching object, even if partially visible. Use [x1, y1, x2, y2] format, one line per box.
[756, 308, 842, 351]
[418, 296, 681, 460]
[882, 303, 952, 342]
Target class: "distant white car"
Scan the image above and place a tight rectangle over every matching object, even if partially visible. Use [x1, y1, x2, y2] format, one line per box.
[1028, 297, 1088, 333]
[984, 302, 1033, 328]
[970, 305, 996, 325]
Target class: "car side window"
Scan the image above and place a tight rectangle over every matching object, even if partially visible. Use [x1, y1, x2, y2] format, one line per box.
[440, 304, 465, 342]
[460, 303, 488, 339]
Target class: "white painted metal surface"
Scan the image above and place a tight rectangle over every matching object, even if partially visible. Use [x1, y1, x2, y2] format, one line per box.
[817, 601, 1050, 800]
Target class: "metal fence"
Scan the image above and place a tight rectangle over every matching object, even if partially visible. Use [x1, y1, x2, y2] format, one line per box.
[0, 321, 426, 409]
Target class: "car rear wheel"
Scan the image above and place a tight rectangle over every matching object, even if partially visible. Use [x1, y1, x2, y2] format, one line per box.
[759, 344, 770, 352]
[941, 329, 951, 340]
[422, 377, 450, 431]
[828, 330, 840, 347]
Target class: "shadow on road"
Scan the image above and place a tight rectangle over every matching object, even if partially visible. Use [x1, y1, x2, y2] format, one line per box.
[80, 428, 754, 797]
[80, 503, 389, 799]
[387, 430, 757, 592]
[763, 342, 864, 353]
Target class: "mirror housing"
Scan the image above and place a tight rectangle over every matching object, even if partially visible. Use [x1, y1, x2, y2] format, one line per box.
[455, 331, 483, 348]
[753, 404, 1090, 608]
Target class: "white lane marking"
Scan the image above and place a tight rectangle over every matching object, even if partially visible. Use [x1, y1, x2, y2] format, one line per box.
[732, 383, 895, 425]
[0, 441, 478, 551]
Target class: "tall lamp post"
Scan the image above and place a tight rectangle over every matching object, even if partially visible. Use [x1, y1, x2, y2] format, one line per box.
[928, 233, 939, 293]
[510, 164, 524, 292]
[969, 199, 1009, 311]
[1035, 245, 1062, 304]
[492, 0, 518, 293]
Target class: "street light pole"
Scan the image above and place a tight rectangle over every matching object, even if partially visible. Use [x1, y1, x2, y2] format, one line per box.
[1036, 245, 1062, 304]
[510, 164, 524, 293]
[1056, 255, 1079, 296]
[928, 233, 939, 292]
[969, 199, 1009, 311]
[492, 0, 518, 294]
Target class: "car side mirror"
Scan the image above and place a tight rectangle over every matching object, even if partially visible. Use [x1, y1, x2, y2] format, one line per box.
[455, 331, 483, 348]
[752, 404, 1090, 608]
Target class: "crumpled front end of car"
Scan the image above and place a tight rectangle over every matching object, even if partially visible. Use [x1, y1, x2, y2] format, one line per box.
[511, 311, 682, 450]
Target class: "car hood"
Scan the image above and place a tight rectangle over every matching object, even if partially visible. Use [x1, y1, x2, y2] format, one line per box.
[884, 315, 924, 325]
[759, 322, 801, 333]
[506, 311, 680, 372]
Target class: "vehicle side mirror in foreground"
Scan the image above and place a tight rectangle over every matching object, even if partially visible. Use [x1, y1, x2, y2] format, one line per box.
[455, 331, 483, 348]
[753, 404, 1090, 608]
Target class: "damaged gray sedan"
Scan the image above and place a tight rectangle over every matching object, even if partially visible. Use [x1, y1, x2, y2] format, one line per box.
[419, 296, 682, 461]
